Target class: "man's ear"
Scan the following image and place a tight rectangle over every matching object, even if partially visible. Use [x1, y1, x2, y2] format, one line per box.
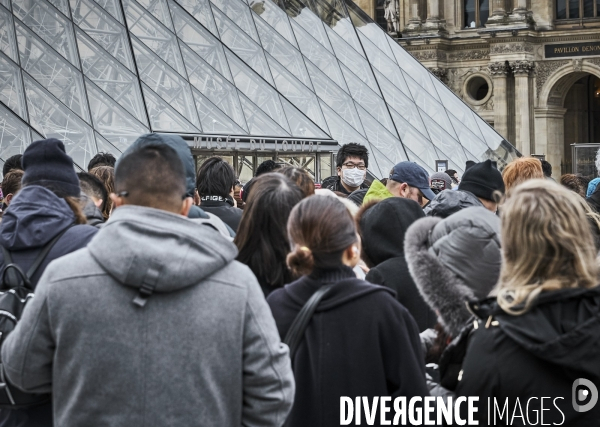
[180, 197, 193, 217]
[110, 193, 125, 209]
[4, 193, 13, 206]
[337, 167, 342, 177]
[399, 182, 409, 197]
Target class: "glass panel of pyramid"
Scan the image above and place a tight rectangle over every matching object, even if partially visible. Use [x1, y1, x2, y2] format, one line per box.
[0, 0, 519, 173]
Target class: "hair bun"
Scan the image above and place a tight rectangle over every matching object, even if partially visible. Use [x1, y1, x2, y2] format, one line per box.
[287, 245, 314, 276]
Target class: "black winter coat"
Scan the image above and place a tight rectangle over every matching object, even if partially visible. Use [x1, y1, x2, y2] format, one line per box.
[456, 287, 600, 426]
[360, 198, 436, 332]
[267, 266, 429, 427]
[0, 186, 97, 427]
[199, 196, 243, 231]
[366, 258, 437, 332]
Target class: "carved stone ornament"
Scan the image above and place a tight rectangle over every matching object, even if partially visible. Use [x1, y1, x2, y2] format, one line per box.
[447, 50, 489, 61]
[429, 67, 447, 82]
[535, 60, 569, 96]
[510, 60, 535, 75]
[572, 59, 583, 72]
[490, 43, 534, 54]
[488, 61, 509, 76]
[473, 98, 494, 112]
[409, 50, 447, 61]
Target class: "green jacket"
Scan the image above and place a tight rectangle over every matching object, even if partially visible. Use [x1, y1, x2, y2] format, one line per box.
[362, 180, 394, 204]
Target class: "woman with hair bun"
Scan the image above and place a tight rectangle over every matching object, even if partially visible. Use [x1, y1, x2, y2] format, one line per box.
[267, 195, 429, 427]
[456, 179, 600, 425]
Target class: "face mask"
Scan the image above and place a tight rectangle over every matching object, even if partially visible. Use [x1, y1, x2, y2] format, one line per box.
[341, 168, 365, 188]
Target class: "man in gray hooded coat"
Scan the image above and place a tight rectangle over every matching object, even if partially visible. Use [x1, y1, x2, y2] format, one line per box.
[1, 143, 295, 426]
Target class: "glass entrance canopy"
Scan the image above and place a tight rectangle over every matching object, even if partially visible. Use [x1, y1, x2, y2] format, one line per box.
[0, 0, 519, 176]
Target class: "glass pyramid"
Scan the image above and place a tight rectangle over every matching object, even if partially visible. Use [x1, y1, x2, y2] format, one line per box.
[0, 0, 520, 174]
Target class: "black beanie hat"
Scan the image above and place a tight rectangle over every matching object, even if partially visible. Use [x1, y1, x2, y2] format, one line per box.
[22, 138, 80, 197]
[458, 159, 505, 201]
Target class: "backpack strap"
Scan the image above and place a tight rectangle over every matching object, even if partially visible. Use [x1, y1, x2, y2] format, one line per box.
[25, 226, 72, 280]
[0, 247, 20, 289]
[284, 284, 334, 359]
[1, 225, 73, 290]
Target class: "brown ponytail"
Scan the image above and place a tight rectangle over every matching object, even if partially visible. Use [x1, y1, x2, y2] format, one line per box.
[286, 196, 358, 276]
[65, 196, 88, 225]
[286, 246, 315, 276]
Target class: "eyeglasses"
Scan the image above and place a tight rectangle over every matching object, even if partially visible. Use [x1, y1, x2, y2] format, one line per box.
[341, 162, 366, 170]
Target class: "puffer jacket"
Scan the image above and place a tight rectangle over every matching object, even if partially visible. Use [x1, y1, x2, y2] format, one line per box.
[404, 207, 502, 401]
[423, 189, 483, 218]
[404, 206, 502, 336]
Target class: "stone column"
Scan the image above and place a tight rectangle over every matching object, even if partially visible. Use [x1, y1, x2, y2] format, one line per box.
[534, 106, 567, 178]
[407, 0, 422, 26]
[427, 0, 439, 19]
[424, 0, 446, 32]
[512, 0, 527, 13]
[486, 0, 507, 24]
[492, 0, 506, 15]
[488, 62, 509, 140]
[511, 60, 535, 156]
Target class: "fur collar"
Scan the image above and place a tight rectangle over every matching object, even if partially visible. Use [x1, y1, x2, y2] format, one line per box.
[404, 217, 477, 336]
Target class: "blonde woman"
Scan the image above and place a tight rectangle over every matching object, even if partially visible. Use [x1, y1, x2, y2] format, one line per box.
[456, 179, 600, 425]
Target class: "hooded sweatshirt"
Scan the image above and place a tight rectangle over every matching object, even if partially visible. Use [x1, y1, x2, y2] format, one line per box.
[456, 287, 600, 425]
[0, 185, 97, 427]
[267, 266, 429, 427]
[360, 198, 436, 331]
[1, 205, 294, 427]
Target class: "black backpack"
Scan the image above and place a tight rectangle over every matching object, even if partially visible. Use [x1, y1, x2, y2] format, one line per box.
[0, 228, 69, 408]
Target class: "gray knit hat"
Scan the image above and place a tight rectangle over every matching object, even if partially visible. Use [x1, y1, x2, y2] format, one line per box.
[430, 172, 453, 194]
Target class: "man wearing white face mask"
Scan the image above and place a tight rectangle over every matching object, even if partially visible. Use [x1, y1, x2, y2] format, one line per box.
[321, 143, 370, 196]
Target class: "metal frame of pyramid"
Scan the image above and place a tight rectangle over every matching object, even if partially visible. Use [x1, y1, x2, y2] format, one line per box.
[0, 0, 520, 174]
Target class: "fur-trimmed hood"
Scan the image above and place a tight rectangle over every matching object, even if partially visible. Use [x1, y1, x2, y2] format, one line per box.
[404, 207, 501, 336]
[423, 189, 483, 218]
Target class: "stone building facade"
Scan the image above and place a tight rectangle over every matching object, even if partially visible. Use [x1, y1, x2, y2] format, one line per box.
[358, 0, 600, 176]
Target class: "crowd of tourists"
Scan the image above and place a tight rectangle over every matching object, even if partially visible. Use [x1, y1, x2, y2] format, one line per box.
[0, 134, 598, 426]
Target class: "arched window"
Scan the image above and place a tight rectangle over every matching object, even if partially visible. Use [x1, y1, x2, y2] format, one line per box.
[556, 0, 599, 19]
[464, 0, 490, 28]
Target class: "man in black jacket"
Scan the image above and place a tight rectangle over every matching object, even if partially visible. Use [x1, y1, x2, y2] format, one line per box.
[196, 157, 243, 231]
[321, 143, 370, 195]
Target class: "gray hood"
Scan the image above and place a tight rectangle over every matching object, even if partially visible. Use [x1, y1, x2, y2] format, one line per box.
[88, 205, 238, 293]
[405, 207, 501, 336]
[424, 189, 483, 218]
